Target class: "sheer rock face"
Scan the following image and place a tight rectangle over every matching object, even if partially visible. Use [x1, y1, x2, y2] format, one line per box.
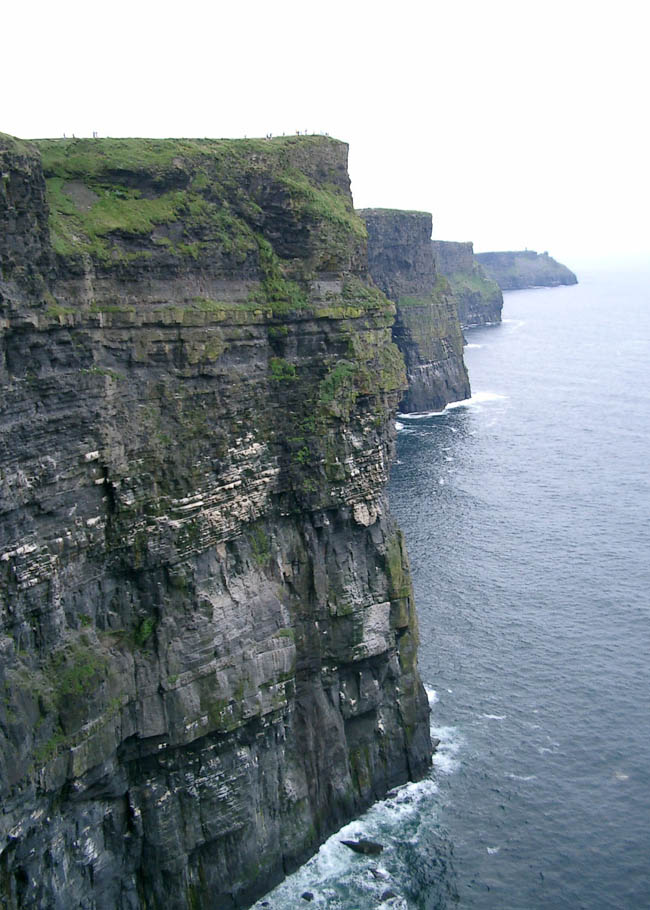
[475, 250, 578, 290]
[432, 240, 503, 327]
[0, 135, 431, 909]
[358, 210, 470, 413]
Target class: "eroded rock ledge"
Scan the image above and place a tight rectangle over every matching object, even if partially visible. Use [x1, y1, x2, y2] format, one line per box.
[0, 133, 431, 909]
[358, 209, 470, 413]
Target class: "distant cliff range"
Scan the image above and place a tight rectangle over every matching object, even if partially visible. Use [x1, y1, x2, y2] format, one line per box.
[358, 209, 471, 412]
[432, 240, 503, 327]
[475, 250, 578, 290]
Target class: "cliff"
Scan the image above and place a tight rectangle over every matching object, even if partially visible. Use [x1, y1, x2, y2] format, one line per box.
[358, 210, 470, 412]
[0, 134, 431, 908]
[431, 240, 503, 327]
[475, 250, 578, 289]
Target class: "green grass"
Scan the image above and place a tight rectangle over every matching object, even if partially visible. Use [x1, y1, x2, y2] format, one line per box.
[34, 135, 359, 276]
[269, 356, 297, 381]
[133, 617, 156, 647]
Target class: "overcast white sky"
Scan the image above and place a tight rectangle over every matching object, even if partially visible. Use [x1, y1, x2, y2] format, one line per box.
[4, 0, 648, 268]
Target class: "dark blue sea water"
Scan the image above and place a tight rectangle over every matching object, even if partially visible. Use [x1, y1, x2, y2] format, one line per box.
[255, 269, 650, 909]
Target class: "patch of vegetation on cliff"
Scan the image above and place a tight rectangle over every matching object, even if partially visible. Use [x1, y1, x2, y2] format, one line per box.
[278, 169, 366, 241]
[447, 267, 501, 299]
[269, 356, 297, 382]
[252, 236, 309, 314]
[398, 275, 452, 307]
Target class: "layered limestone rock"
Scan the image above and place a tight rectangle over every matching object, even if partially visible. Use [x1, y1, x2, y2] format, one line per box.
[475, 250, 578, 289]
[0, 134, 431, 909]
[358, 209, 470, 413]
[431, 240, 503, 327]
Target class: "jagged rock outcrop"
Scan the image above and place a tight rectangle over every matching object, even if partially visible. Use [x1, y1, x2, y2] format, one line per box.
[0, 134, 431, 909]
[431, 240, 503, 327]
[358, 209, 470, 412]
[475, 250, 578, 289]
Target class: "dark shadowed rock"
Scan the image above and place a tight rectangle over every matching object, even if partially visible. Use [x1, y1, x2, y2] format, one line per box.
[341, 839, 384, 855]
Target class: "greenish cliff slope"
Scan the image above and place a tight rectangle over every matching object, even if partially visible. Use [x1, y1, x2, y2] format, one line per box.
[431, 240, 503, 327]
[475, 250, 578, 289]
[0, 134, 431, 909]
[358, 210, 470, 412]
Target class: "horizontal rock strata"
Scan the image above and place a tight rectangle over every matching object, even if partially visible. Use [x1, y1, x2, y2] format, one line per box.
[0, 133, 431, 909]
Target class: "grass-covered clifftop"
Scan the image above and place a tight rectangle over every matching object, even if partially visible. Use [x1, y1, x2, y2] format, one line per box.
[33, 136, 368, 307]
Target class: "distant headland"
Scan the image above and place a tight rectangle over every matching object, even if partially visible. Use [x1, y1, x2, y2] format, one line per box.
[475, 250, 578, 290]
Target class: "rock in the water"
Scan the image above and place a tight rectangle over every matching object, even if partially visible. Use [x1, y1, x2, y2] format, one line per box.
[341, 839, 384, 855]
[371, 868, 390, 881]
[301, 892, 314, 902]
[381, 889, 398, 901]
[432, 737, 441, 751]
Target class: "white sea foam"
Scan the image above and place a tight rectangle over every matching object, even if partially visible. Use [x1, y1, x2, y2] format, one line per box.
[431, 724, 462, 775]
[395, 421, 404, 431]
[252, 773, 440, 908]
[397, 391, 506, 420]
[465, 343, 483, 349]
[426, 687, 439, 705]
[396, 408, 445, 419]
[506, 773, 537, 781]
[486, 846, 501, 855]
[445, 390, 507, 409]
[481, 713, 507, 720]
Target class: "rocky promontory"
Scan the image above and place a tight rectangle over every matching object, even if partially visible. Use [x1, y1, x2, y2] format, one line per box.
[0, 133, 431, 908]
[431, 240, 503, 327]
[358, 209, 470, 412]
[475, 250, 578, 289]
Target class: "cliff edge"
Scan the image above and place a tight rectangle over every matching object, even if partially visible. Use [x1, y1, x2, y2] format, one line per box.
[358, 209, 470, 412]
[475, 250, 578, 289]
[0, 134, 431, 908]
[432, 240, 503, 327]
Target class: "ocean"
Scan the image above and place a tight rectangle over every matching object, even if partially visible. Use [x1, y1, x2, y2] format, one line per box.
[253, 268, 650, 909]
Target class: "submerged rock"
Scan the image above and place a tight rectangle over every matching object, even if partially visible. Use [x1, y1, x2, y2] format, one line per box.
[341, 839, 384, 855]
